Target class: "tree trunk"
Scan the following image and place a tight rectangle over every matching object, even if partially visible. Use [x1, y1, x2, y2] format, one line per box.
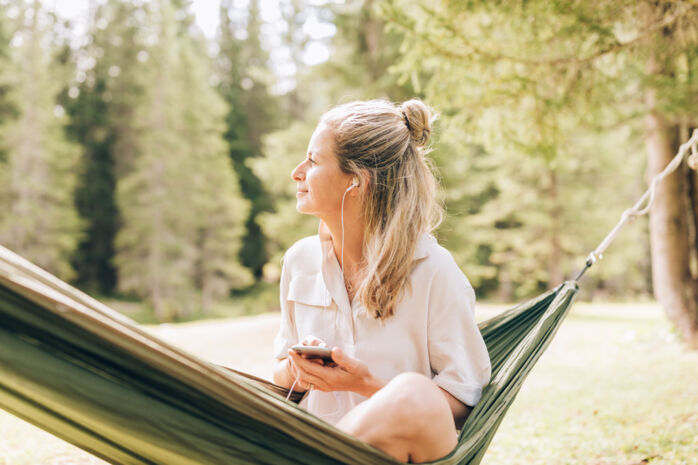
[684, 124, 698, 280]
[689, 161, 698, 279]
[644, 97, 698, 348]
[642, 1, 698, 349]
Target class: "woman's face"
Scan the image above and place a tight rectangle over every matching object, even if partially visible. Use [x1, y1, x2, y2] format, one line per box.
[291, 123, 353, 219]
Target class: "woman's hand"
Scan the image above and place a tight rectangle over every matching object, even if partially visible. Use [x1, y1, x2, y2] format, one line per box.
[287, 345, 385, 397]
[284, 335, 330, 392]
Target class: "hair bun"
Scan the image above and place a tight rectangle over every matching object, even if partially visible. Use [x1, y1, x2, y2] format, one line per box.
[400, 99, 436, 148]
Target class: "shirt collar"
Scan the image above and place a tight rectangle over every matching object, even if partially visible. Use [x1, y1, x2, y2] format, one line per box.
[317, 220, 429, 261]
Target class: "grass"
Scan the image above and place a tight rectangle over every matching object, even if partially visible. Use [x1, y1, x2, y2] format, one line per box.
[481, 302, 698, 465]
[1, 302, 696, 465]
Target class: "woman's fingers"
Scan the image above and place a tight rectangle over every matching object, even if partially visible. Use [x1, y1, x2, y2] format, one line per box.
[288, 347, 370, 394]
[297, 336, 329, 362]
[300, 335, 328, 347]
[289, 350, 336, 380]
[289, 349, 323, 373]
[299, 371, 327, 391]
[288, 351, 328, 391]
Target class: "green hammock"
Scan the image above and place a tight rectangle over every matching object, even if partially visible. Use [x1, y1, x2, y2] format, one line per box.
[0, 244, 577, 465]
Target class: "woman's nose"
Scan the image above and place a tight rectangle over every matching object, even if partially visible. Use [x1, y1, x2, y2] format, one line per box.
[291, 161, 305, 182]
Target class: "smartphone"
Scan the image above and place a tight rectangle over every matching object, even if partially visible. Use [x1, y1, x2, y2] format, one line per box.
[291, 344, 334, 364]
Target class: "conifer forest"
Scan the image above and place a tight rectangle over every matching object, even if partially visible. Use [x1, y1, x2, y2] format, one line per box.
[1, 0, 697, 345]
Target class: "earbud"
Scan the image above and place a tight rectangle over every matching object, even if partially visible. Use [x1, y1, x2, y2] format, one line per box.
[345, 177, 359, 193]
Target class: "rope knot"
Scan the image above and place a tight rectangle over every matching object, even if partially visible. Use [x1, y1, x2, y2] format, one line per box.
[687, 129, 698, 170]
[621, 208, 639, 222]
[688, 141, 698, 170]
[689, 155, 698, 170]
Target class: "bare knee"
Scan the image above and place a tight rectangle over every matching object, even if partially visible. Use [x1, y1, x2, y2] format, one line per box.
[381, 373, 454, 433]
[380, 373, 458, 462]
[337, 373, 457, 463]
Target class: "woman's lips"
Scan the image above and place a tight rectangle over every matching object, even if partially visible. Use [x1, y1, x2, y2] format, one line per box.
[296, 191, 308, 196]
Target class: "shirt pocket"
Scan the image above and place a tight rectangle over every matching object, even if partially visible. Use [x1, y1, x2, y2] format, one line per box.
[288, 273, 338, 343]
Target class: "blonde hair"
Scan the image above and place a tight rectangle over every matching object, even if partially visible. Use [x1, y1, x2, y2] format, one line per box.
[319, 98, 445, 320]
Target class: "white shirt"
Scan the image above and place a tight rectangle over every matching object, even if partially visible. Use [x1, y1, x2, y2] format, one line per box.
[273, 220, 491, 426]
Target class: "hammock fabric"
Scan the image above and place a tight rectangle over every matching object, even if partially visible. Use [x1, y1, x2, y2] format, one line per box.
[0, 244, 578, 465]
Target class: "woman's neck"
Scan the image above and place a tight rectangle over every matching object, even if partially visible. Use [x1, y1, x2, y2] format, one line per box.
[321, 217, 365, 277]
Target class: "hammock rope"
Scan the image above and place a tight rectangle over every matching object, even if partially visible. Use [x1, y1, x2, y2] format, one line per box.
[575, 128, 698, 281]
[0, 131, 696, 465]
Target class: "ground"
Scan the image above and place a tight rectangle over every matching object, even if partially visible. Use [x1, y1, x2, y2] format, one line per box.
[0, 302, 696, 465]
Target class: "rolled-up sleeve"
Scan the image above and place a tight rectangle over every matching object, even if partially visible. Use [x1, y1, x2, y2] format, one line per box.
[427, 257, 491, 407]
[273, 256, 297, 360]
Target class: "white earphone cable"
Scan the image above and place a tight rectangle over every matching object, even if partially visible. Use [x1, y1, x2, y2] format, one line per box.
[285, 376, 300, 401]
[284, 181, 355, 413]
[340, 179, 356, 277]
[341, 187, 349, 276]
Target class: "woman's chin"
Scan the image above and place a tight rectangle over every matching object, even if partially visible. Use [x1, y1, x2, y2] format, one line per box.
[295, 201, 311, 214]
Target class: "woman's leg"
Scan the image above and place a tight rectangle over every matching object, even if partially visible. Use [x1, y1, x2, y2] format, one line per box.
[335, 372, 458, 464]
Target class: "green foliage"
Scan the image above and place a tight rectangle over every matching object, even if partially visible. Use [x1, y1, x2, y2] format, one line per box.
[63, 1, 148, 295]
[252, 119, 322, 279]
[375, 0, 697, 299]
[306, 0, 420, 105]
[2, 0, 692, 322]
[115, 0, 251, 321]
[0, 1, 82, 281]
[217, 0, 280, 278]
[0, 12, 16, 139]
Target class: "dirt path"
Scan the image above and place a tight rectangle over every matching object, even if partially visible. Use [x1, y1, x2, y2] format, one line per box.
[145, 312, 282, 379]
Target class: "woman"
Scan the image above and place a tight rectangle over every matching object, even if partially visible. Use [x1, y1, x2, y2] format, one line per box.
[272, 98, 491, 463]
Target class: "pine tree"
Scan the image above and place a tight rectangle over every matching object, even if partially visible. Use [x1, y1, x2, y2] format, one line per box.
[0, 0, 82, 280]
[63, 0, 147, 295]
[115, 0, 251, 320]
[0, 9, 15, 135]
[251, 118, 321, 281]
[317, 0, 416, 102]
[217, 0, 279, 279]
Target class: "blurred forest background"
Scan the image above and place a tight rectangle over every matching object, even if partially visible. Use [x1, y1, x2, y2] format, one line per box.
[0, 0, 696, 343]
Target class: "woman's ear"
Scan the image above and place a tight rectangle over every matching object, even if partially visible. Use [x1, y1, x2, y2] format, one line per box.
[355, 169, 371, 194]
